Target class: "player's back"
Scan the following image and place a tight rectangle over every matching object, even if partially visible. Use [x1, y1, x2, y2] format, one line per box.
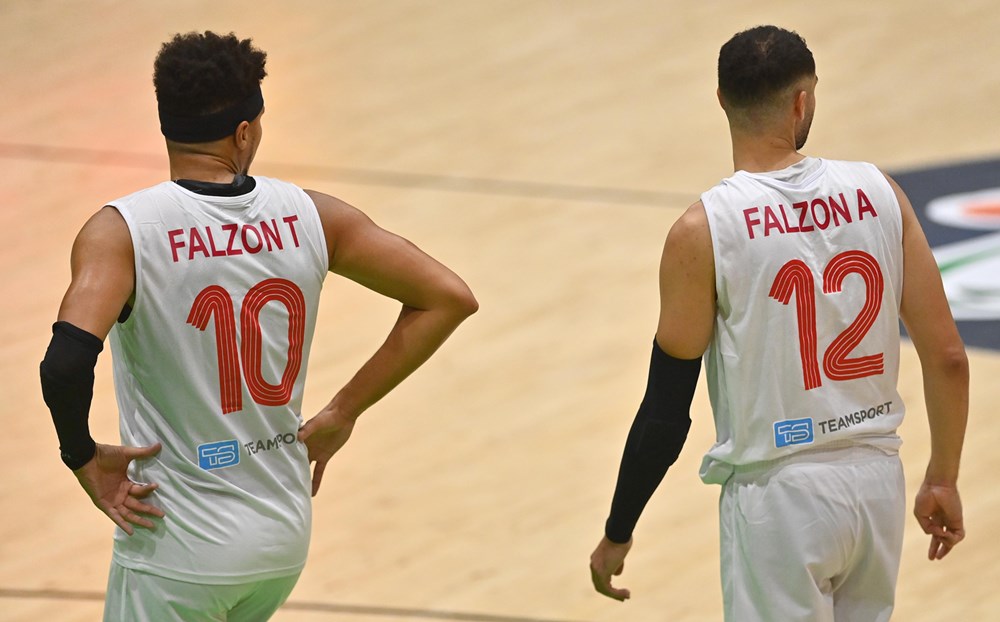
[106, 176, 328, 584]
[699, 158, 905, 484]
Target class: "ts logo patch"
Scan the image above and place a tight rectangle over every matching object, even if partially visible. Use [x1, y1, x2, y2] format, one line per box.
[774, 418, 814, 448]
[198, 440, 240, 470]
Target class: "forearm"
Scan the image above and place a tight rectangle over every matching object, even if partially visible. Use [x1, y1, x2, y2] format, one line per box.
[920, 348, 969, 484]
[39, 321, 104, 469]
[327, 304, 472, 420]
[604, 340, 701, 543]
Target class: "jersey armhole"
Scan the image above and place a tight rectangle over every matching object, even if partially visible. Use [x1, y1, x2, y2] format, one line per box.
[106, 203, 143, 326]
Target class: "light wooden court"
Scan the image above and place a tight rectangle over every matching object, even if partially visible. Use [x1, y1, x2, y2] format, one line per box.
[2, 1, 998, 620]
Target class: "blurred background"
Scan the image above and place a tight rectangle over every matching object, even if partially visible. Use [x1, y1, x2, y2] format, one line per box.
[1, 1, 998, 620]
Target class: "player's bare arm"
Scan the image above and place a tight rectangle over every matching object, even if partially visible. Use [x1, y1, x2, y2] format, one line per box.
[888, 173, 969, 560]
[656, 201, 716, 358]
[591, 201, 714, 601]
[297, 190, 478, 495]
[43, 206, 165, 535]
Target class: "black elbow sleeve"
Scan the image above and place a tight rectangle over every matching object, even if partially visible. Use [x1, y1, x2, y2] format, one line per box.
[39, 321, 103, 470]
[604, 339, 701, 544]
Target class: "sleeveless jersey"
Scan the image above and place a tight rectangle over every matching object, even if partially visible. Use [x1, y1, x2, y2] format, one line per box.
[106, 176, 328, 583]
[699, 158, 905, 485]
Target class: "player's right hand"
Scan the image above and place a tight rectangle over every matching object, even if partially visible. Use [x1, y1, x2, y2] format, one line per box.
[73, 442, 164, 536]
[590, 535, 633, 601]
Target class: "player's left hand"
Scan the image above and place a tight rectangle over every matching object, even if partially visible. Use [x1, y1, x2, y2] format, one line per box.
[590, 535, 633, 601]
[914, 481, 965, 560]
[298, 407, 355, 497]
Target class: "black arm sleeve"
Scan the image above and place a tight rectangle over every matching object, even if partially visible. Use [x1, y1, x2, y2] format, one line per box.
[39, 321, 104, 470]
[604, 338, 701, 544]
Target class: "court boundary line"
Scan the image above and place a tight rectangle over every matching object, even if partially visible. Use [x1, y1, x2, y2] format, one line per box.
[0, 141, 690, 207]
[0, 587, 586, 622]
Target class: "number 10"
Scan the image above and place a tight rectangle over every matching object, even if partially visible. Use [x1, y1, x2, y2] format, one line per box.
[187, 278, 306, 414]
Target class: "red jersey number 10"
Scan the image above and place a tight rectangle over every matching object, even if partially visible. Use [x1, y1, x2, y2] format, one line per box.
[769, 250, 885, 391]
[187, 278, 306, 414]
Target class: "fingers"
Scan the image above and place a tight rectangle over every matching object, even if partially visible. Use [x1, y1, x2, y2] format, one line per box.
[107, 507, 135, 536]
[311, 460, 328, 497]
[589, 537, 632, 602]
[298, 419, 317, 443]
[590, 564, 631, 601]
[124, 493, 166, 519]
[124, 442, 163, 460]
[928, 527, 965, 560]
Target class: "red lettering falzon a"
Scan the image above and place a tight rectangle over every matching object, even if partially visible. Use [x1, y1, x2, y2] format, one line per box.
[777, 204, 800, 233]
[793, 201, 814, 232]
[811, 198, 831, 229]
[763, 205, 785, 237]
[743, 207, 761, 240]
[857, 188, 877, 219]
[168, 229, 185, 263]
[829, 193, 851, 226]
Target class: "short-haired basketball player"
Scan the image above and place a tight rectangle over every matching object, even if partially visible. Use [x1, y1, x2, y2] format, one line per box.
[590, 25, 967, 621]
[40, 31, 477, 620]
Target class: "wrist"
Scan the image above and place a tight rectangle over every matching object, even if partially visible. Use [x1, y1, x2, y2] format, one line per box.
[324, 399, 361, 425]
[62, 437, 97, 471]
[924, 463, 959, 487]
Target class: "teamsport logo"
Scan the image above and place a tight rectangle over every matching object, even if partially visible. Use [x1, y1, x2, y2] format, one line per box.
[774, 418, 814, 448]
[894, 158, 1000, 350]
[197, 439, 240, 470]
[245, 432, 298, 456]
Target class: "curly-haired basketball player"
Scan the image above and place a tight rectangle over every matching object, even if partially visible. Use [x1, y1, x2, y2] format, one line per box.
[590, 25, 967, 621]
[40, 31, 477, 620]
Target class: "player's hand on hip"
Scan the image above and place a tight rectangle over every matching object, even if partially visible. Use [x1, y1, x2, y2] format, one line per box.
[914, 481, 965, 560]
[73, 442, 164, 536]
[298, 407, 355, 497]
[589, 535, 633, 601]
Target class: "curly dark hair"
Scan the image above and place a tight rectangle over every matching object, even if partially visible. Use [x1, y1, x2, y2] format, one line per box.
[153, 31, 267, 117]
[718, 26, 814, 109]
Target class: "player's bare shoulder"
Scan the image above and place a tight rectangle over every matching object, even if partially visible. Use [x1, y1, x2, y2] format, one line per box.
[303, 189, 376, 266]
[663, 200, 713, 271]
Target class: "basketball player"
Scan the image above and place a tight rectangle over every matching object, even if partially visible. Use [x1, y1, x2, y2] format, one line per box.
[39, 32, 477, 620]
[589, 26, 968, 621]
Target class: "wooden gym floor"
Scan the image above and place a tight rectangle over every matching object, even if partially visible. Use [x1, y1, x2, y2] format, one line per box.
[1, 1, 998, 620]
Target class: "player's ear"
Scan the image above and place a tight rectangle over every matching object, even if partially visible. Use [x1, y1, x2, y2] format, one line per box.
[234, 120, 251, 149]
[792, 89, 807, 121]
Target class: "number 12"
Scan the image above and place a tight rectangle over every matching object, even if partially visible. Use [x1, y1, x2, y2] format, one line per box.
[768, 250, 884, 391]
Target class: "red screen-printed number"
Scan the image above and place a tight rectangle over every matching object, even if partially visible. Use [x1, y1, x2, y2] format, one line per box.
[241, 279, 306, 406]
[187, 279, 306, 414]
[768, 260, 822, 390]
[187, 286, 242, 413]
[822, 251, 884, 381]
[768, 250, 885, 391]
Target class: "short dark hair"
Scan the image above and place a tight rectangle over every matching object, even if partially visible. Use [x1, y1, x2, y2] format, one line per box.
[153, 31, 267, 117]
[718, 26, 814, 109]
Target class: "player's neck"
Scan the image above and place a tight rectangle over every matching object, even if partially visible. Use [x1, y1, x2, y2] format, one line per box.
[729, 129, 804, 174]
[167, 147, 247, 184]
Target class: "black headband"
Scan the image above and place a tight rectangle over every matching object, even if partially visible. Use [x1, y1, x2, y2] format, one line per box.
[158, 86, 264, 143]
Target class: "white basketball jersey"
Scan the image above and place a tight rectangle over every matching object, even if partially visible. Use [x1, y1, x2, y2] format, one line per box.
[106, 176, 327, 583]
[699, 158, 905, 484]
